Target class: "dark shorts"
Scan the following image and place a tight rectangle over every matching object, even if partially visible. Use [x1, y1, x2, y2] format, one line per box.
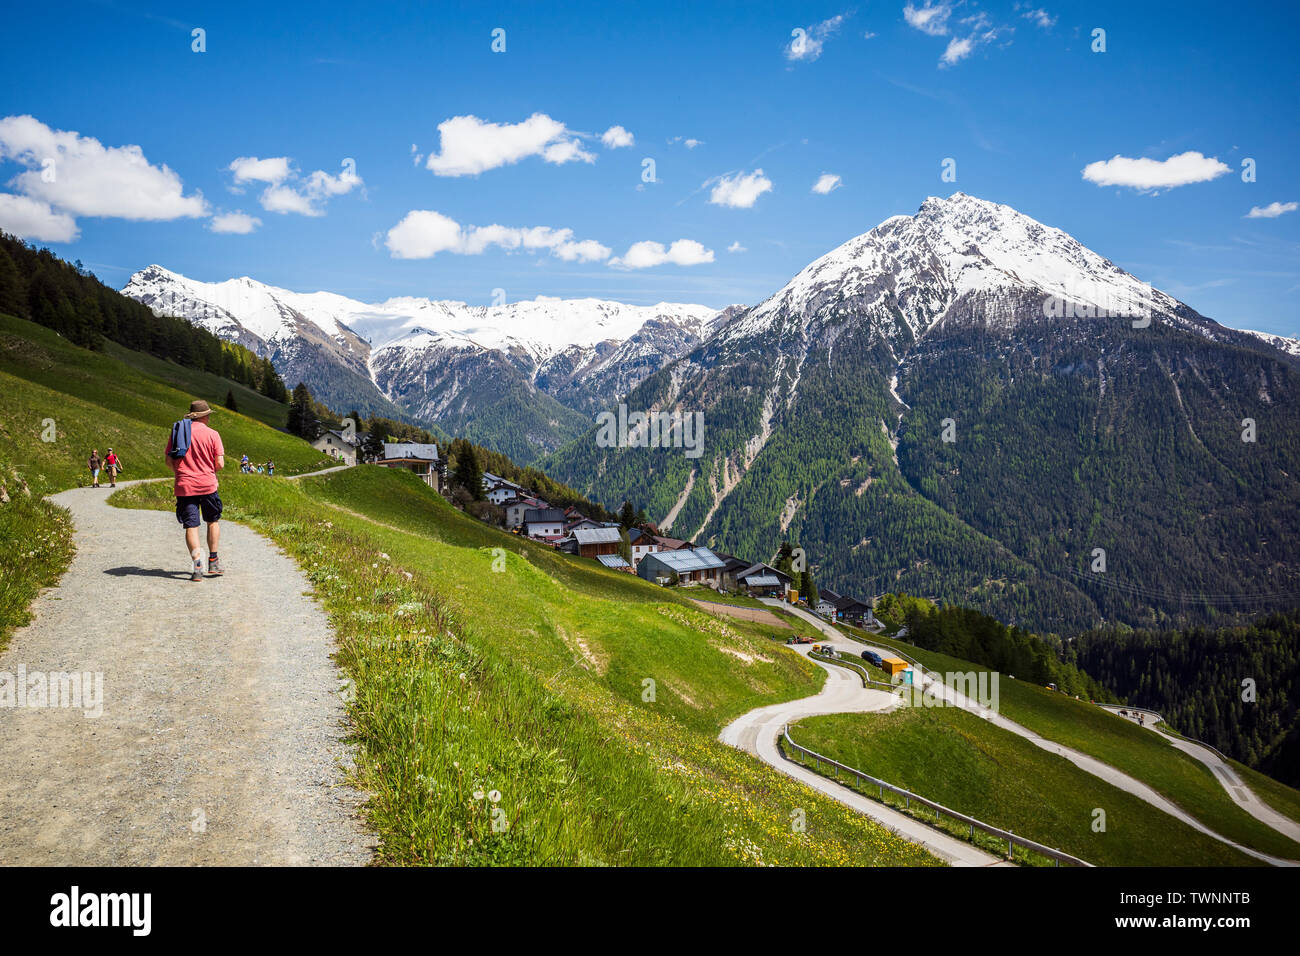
[175, 492, 223, 528]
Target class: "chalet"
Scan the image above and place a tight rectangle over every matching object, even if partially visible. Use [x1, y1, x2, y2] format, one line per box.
[565, 517, 607, 534]
[831, 595, 876, 626]
[815, 597, 838, 618]
[637, 547, 726, 588]
[312, 429, 359, 466]
[717, 553, 752, 592]
[628, 528, 660, 569]
[506, 497, 548, 529]
[377, 442, 441, 490]
[523, 507, 566, 541]
[735, 562, 793, 597]
[650, 534, 693, 551]
[569, 527, 623, 559]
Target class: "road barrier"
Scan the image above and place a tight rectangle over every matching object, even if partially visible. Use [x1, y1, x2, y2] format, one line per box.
[809, 649, 898, 690]
[781, 725, 1092, 868]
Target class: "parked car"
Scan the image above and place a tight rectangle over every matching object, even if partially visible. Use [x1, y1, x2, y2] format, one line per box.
[862, 650, 884, 667]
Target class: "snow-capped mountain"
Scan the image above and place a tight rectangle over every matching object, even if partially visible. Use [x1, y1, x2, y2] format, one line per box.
[122, 265, 722, 459]
[1242, 328, 1300, 360]
[546, 192, 1300, 632]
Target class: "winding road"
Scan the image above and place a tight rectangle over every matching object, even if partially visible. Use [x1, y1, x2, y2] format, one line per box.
[0, 469, 371, 865]
[748, 599, 1299, 867]
[719, 644, 1012, 866]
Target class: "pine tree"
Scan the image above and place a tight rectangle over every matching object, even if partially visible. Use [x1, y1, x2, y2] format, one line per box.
[224, 388, 238, 412]
[618, 528, 633, 564]
[452, 440, 483, 499]
[286, 382, 320, 440]
[619, 500, 636, 529]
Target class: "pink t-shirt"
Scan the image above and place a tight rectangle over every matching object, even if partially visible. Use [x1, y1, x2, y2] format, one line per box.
[166, 420, 224, 497]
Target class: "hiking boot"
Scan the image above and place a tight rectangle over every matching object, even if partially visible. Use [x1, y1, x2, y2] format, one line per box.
[190, 567, 203, 582]
[207, 557, 223, 576]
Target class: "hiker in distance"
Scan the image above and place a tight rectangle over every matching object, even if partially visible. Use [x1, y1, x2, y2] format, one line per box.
[88, 448, 100, 488]
[103, 448, 122, 487]
[165, 399, 226, 582]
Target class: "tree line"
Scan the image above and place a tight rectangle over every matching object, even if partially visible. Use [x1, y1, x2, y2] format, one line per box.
[0, 232, 287, 402]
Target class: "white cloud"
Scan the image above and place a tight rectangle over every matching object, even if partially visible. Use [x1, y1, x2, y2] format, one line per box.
[209, 211, 262, 234]
[601, 125, 635, 149]
[708, 169, 774, 209]
[1020, 7, 1056, 29]
[610, 239, 715, 269]
[232, 157, 363, 216]
[228, 155, 291, 185]
[1082, 151, 1232, 191]
[786, 14, 847, 62]
[384, 210, 610, 262]
[812, 173, 843, 194]
[1246, 201, 1298, 219]
[903, 2, 953, 36]
[727, 240, 747, 253]
[685, 138, 702, 149]
[0, 115, 207, 227]
[940, 35, 975, 64]
[424, 113, 594, 176]
[0, 193, 78, 242]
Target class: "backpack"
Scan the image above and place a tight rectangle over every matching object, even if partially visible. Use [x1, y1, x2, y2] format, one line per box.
[169, 418, 193, 460]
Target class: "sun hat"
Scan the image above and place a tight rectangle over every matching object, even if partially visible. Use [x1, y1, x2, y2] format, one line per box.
[185, 399, 213, 420]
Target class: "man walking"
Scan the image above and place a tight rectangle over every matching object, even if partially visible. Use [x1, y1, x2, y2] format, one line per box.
[165, 399, 226, 582]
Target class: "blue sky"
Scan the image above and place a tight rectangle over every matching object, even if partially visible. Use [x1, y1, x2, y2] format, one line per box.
[1, 0, 1297, 335]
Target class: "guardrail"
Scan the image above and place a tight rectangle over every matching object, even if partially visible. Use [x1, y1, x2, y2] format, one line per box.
[808, 649, 898, 690]
[781, 725, 1092, 868]
[1099, 705, 1234, 762]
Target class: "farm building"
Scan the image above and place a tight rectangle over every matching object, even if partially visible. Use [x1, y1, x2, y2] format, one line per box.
[637, 547, 726, 588]
[595, 554, 632, 572]
[735, 562, 792, 596]
[569, 526, 623, 559]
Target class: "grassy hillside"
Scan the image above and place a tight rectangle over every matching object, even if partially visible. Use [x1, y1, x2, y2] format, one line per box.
[841, 626, 1300, 859]
[1, 310, 941, 865]
[115, 468, 940, 865]
[795, 705, 1257, 866]
[0, 311, 334, 643]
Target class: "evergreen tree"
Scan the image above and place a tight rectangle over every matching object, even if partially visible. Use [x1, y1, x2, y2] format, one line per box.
[619, 500, 636, 529]
[618, 528, 633, 564]
[452, 439, 483, 499]
[360, 431, 386, 464]
[802, 568, 819, 607]
[286, 382, 320, 440]
[224, 388, 238, 412]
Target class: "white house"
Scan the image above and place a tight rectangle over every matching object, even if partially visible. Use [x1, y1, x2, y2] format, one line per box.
[523, 507, 566, 540]
[628, 528, 660, 569]
[312, 429, 359, 466]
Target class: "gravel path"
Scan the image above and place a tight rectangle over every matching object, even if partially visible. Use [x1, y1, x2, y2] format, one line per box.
[0, 475, 373, 865]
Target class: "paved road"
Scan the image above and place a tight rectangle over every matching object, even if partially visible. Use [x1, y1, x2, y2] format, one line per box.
[764, 600, 1298, 867]
[0, 471, 372, 865]
[719, 645, 1011, 867]
[1098, 705, 1300, 845]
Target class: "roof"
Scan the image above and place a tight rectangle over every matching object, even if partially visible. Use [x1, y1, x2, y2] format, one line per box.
[834, 595, 873, 612]
[510, 496, 546, 509]
[573, 527, 622, 545]
[652, 535, 692, 550]
[596, 554, 631, 569]
[318, 429, 358, 446]
[382, 441, 438, 461]
[738, 562, 790, 583]
[645, 547, 725, 573]
[745, 575, 781, 587]
[524, 508, 566, 524]
[820, 588, 843, 604]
